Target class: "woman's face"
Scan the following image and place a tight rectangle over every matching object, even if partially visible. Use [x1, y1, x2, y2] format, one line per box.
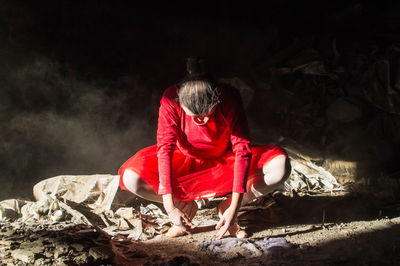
[181, 104, 216, 125]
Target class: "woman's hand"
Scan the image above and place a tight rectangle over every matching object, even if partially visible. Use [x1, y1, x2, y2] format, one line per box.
[167, 207, 192, 229]
[215, 205, 237, 239]
[215, 192, 243, 239]
[163, 194, 192, 231]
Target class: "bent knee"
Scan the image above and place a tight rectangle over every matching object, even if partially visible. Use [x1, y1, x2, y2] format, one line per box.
[122, 169, 143, 194]
[263, 155, 291, 186]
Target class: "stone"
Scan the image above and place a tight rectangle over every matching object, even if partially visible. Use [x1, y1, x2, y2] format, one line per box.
[54, 243, 69, 259]
[12, 249, 36, 264]
[53, 259, 68, 266]
[34, 258, 46, 266]
[0, 247, 11, 259]
[9, 241, 20, 250]
[73, 253, 89, 264]
[89, 246, 112, 260]
[71, 243, 85, 252]
[20, 241, 45, 254]
[1, 228, 16, 237]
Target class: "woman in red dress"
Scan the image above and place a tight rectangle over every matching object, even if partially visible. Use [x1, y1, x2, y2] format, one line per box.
[118, 58, 290, 239]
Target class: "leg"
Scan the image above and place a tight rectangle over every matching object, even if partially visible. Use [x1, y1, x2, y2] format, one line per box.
[242, 155, 291, 205]
[122, 169, 198, 237]
[122, 169, 162, 203]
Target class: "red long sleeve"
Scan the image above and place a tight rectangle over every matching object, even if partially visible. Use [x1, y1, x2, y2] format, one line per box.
[156, 84, 252, 195]
[156, 88, 179, 195]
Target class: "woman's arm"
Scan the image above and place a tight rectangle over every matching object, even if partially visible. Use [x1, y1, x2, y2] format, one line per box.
[157, 88, 179, 195]
[215, 192, 243, 239]
[216, 86, 252, 238]
[157, 87, 192, 228]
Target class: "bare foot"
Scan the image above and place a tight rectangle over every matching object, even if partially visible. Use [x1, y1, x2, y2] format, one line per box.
[166, 225, 187, 237]
[227, 222, 248, 239]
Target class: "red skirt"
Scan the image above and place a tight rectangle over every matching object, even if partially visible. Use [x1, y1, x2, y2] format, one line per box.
[118, 145, 286, 201]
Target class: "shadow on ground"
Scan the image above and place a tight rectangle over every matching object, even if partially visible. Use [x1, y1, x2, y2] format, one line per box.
[240, 193, 400, 234]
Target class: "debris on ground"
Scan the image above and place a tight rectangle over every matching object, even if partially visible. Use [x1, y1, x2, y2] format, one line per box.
[198, 237, 291, 259]
[0, 149, 345, 240]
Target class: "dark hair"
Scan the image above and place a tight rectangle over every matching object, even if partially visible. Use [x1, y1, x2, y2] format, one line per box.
[178, 57, 219, 116]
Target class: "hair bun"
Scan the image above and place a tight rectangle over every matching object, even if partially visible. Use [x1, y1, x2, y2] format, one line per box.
[185, 57, 207, 77]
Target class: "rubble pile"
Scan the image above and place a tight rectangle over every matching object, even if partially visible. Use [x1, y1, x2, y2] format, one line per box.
[246, 37, 400, 196]
[0, 165, 341, 264]
[0, 220, 115, 265]
[0, 199, 196, 265]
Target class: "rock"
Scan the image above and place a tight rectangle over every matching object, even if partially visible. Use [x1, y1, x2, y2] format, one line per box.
[54, 243, 69, 259]
[1, 228, 16, 237]
[53, 259, 68, 266]
[44, 249, 54, 258]
[0, 243, 11, 259]
[12, 249, 36, 264]
[20, 241, 45, 254]
[74, 252, 90, 264]
[34, 258, 47, 266]
[89, 246, 112, 260]
[71, 243, 85, 252]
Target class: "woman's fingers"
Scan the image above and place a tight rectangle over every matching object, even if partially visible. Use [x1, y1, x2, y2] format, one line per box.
[215, 208, 237, 239]
[181, 213, 192, 227]
[215, 217, 228, 239]
[215, 217, 224, 230]
[216, 224, 229, 239]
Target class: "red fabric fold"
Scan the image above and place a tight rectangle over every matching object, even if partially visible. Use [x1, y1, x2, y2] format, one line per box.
[118, 144, 286, 201]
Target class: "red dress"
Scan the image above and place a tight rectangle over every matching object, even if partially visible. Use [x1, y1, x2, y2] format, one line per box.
[118, 84, 286, 201]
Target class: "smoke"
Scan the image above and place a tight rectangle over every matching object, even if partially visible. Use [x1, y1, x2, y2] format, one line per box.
[0, 55, 156, 200]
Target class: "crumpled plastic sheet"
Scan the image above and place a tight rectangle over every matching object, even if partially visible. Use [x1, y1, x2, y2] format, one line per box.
[1, 154, 342, 241]
[33, 174, 120, 211]
[284, 148, 342, 193]
[198, 237, 290, 258]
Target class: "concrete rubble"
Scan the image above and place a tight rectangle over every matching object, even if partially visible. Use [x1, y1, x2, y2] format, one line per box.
[0, 158, 341, 265]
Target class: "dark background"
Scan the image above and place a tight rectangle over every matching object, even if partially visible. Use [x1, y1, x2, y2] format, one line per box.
[1, 0, 400, 200]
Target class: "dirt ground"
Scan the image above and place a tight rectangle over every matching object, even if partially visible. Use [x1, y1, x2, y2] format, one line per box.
[111, 191, 400, 265]
[1, 190, 400, 265]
